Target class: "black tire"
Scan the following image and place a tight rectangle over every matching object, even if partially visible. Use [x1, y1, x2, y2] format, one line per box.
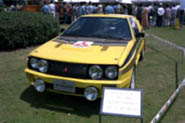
[139, 48, 144, 61]
[130, 67, 136, 89]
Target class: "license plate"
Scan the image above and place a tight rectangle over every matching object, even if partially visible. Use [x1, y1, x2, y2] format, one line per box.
[53, 79, 75, 93]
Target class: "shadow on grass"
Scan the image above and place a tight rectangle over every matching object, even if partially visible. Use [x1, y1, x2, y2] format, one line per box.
[20, 86, 100, 117]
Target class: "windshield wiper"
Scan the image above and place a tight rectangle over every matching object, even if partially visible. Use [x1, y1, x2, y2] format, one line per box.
[91, 34, 129, 40]
[62, 33, 130, 40]
[62, 33, 91, 38]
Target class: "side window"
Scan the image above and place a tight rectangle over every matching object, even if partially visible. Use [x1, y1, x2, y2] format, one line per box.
[129, 17, 139, 35]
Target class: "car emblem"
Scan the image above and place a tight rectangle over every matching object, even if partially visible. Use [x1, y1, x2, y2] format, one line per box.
[63, 67, 68, 72]
[73, 41, 93, 48]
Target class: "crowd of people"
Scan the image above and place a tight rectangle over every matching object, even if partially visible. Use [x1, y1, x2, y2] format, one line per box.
[41, 1, 135, 24]
[1, 0, 184, 29]
[41, 0, 185, 28]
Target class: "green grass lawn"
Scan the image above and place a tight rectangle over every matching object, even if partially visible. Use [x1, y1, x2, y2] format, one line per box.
[0, 27, 185, 123]
[147, 26, 185, 48]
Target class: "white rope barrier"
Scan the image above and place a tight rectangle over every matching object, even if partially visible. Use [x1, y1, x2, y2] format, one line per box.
[150, 79, 185, 123]
[149, 34, 185, 56]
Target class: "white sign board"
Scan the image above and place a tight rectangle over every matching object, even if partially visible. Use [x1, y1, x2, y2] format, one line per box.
[100, 87, 143, 118]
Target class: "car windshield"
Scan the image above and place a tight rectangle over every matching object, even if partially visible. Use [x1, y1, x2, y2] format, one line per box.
[62, 17, 132, 40]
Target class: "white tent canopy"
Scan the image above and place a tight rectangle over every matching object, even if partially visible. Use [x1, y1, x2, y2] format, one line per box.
[132, 0, 179, 2]
[63, 0, 99, 2]
[120, 0, 132, 4]
[100, 0, 132, 3]
[63, 0, 132, 3]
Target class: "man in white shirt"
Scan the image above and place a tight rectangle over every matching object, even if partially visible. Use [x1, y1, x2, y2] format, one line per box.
[86, 2, 93, 14]
[157, 3, 165, 27]
[49, 0, 56, 17]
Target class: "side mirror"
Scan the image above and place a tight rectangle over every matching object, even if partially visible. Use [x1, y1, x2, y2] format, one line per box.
[61, 28, 65, 32]
[136, 32, 145, 38]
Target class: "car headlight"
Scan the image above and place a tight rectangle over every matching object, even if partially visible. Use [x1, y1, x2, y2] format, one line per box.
[89, 65, 103, 79]
[38, 60, 48, 73]
[34, 79, 45, 93]
[84, 87, 98, 101]
[30, 58, 39, 69]
[105, 66, 118, 79]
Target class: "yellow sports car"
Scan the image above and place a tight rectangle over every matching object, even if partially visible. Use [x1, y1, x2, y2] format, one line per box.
[25, 14, 145, 101]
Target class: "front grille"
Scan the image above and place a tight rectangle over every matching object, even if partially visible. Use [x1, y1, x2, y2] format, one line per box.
[28, 57, 118, 80]
[28, 57, 89, 79]
[48, 60, 89, 79]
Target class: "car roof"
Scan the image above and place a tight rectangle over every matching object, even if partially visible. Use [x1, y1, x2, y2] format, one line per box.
[81, 14, 134, 19]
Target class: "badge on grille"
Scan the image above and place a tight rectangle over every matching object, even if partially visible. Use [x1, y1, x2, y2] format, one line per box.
[64, 67, 68, 72]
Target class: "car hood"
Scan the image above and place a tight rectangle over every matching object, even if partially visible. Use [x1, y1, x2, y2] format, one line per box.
[29, 40, 127, 65]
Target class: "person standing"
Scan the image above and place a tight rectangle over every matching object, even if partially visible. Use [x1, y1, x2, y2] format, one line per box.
[92, 3, 97, 13]
[59, 2, 64, 23]
[66, 3, 72, 23]
[49, 0, 56, 17]
[127, 4, 133, 15]
[132, 5, 137, 17]
[171, 4, 177, 27]
[86, 2, 93, 14]
[116, 4, 122, 14]
[55, 1, 61, 21]
[0, 0, 4, 6]
[41, 0, 51, 15]
[136, 4, 143, 24]
[104, 3, 114, 14]
[71, 4, 78, 21]
[164, 4, 171, 27]
[157, 3, 165, 27]
[142, 5, 149, 29]
[153, 4, 158, 26]
[148, 4, 155, 27]
[97, 4, 103, 14]
[22, 0, 28, 5]
[122, 5, 128, 15]
[180, 0, 185, 27]
[77, 2, 86, 17]
[113, 3, 118, 13]
[63, 3, 68, 24]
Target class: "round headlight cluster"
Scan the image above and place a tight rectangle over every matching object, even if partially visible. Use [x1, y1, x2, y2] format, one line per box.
[89, 65, 118, 80]
[34, 79, 45, 93]
[84, 87, 98, 101]
[105, 66, 118, 79]
[38, 60, 48, 73]
[30, 58, 48, 73]
[89, 65, 103, 80]
[30, 58, 39, 69]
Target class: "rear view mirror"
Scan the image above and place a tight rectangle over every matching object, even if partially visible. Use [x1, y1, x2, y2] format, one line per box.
[136, 32, 145, 38]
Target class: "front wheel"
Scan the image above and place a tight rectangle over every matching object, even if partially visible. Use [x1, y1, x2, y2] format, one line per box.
[130, 67, 136, 89]
[139, 48, 145, 61]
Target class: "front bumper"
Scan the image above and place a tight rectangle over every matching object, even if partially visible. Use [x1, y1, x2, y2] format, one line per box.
[25, 68, 131, 97]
